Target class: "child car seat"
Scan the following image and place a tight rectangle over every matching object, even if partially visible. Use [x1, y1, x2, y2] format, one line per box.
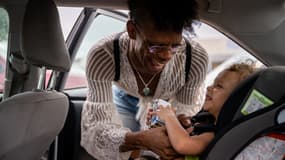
[201, 66, 285, 160]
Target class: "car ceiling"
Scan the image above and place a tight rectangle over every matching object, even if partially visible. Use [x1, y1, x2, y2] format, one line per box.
[1, 0, 285, 66]
[199, 0, 285, 66]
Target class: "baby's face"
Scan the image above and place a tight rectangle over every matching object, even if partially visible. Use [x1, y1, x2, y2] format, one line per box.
[203, 70, 241, 118]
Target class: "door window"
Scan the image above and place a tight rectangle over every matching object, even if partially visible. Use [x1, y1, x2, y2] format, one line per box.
[64, 12, 125, 89]
[0, 8, 9, 93]
[192, 23, 264, 86]
[61, 9, 263, 90]
[58, 7, 83, 40]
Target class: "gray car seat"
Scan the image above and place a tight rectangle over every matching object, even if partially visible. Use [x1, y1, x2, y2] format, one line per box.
[201, 66, 285, 160]
[0, 0, 71, 159]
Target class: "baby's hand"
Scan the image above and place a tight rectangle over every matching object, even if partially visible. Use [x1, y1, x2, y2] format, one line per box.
[177, 114, 192, 129]
[156, 105, 176, 122]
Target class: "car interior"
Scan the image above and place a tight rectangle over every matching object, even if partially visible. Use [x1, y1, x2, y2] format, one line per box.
[0, 0, 70, 159]
[0, 0, 284, 160]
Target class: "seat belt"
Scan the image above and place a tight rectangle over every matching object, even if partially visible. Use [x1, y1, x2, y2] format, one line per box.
[113, 32, 192, 83]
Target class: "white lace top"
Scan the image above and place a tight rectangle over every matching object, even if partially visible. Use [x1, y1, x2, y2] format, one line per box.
[81, 32, 209, 160]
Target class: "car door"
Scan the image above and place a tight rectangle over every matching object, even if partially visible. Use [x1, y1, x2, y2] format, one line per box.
[49, 8, 127, 160]
[52, 7, 264, 160]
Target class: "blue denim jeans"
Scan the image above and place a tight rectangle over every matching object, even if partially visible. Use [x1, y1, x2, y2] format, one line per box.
[112, 85, 140, 132]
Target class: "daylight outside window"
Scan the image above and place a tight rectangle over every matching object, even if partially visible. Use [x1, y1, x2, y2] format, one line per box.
[192, 23, 263, 86]
[58, 8, 263, 90]
[0, 8, 9, 93]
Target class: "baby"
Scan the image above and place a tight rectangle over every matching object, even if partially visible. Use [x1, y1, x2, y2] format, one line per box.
[147, 63, 256, 159]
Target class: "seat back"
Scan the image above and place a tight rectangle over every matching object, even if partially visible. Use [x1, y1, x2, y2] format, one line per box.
[0, 0, 70, 159]
[0, 91, 69, 160]
[57, 96, 84, 160]
[201, 66, 285, 160]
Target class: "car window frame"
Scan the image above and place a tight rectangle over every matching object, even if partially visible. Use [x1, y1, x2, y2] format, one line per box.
[0, 8, 9, 95]
[50, 8, 128, 91]
[55, 7, 264, 91]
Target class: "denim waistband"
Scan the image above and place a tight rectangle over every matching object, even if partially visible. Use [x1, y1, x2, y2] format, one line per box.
[113, 85, 139, 114]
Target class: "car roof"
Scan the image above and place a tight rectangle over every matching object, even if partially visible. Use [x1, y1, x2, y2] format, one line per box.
[198, 0, 285, 66]
[0, 0, 128, 9]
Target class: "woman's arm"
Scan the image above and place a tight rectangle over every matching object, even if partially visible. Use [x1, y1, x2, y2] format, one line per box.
[81, 37, 132, 160]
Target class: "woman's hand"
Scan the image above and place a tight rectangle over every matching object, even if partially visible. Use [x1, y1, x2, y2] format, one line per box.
[146, 108, 155, 126]
[177, 114, 191, 129]
[139, 126, 180, 159]
[122, 127, 180, 159]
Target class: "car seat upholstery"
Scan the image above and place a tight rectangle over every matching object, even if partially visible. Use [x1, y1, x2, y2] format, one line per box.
[0, 0, 70, 159]
[57, 93, 86, 160]
[0, 91, 69, 160]
[201, 66, 285, 160]
[57, 89, 96, 160]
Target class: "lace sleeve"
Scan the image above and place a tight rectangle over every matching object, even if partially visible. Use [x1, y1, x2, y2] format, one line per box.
[172, 83, 206, 116]
[172, 41, 209, 116]
[80, 40, 131, 160]
[81, 101, 131, 160]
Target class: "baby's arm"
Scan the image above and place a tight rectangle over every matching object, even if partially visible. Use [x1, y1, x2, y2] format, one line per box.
[156, 106, 214, 155]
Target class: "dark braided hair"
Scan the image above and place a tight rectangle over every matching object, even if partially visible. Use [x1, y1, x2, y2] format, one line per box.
[127, 0, 199, 33]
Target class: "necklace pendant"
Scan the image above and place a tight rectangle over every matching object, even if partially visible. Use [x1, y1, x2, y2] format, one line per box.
[143, 87, 151, 96]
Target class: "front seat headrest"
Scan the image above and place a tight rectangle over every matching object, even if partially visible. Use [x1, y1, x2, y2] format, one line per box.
[22, 0, 71, 72]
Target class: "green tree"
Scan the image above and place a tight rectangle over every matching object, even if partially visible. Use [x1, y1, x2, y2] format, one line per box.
[0, 8, 8, 41]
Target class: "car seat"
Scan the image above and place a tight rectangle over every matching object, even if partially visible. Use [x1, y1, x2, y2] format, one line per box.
[0, 0, 71, 159]
[200, 66, 285, 160]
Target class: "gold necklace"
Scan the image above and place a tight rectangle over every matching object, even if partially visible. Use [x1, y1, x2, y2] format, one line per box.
[134, 68, 158, 96]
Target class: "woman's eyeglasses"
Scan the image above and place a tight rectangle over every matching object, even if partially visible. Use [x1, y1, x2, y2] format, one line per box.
[144, 40, 182, 54]
[134, 22, 182, 54]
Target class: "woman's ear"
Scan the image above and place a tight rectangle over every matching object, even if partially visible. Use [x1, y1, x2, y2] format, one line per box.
[127, 20, 136, 39]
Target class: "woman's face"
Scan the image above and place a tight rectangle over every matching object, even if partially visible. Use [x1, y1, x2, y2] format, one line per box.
[203, 70, 241, 118]
[132, 22, 182, 74]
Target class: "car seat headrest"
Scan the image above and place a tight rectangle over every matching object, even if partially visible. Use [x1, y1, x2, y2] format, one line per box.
[22, 0, 71, 72]
[216, 66, 285, 129]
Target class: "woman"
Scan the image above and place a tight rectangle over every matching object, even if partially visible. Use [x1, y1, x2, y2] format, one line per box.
[81, 0, 208, 159]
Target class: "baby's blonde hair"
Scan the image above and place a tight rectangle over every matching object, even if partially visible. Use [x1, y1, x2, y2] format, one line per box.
[225, 62, 257, 81]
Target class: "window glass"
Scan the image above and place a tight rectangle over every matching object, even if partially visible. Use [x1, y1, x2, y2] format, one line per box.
[192, 23, 264, 86]
[47, 7, 82, 88]
[0, 8, 9, 93]
[63, 9, 263, 90]
[58, 7, 83, 39]
[64, 14, 125, 89]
